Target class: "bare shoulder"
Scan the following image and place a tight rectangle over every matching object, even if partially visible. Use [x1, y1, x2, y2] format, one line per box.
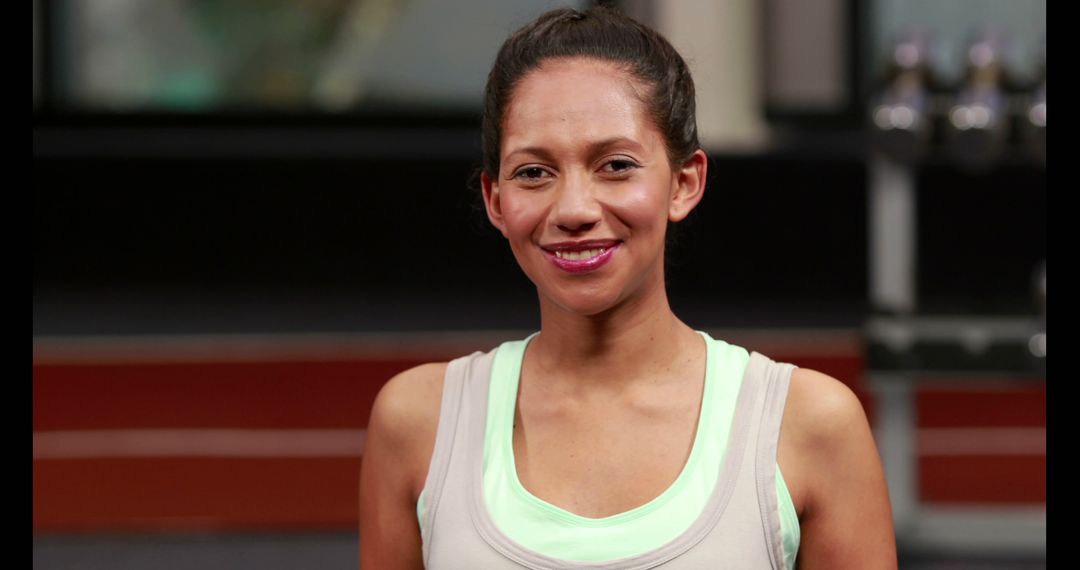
[368, 362, 449, 453]
[781, 367, 878, 497]
[366, 362, 450, 496]
[780, 367, 898, 569]
[784, 367, 869, 447]
[778, 367, 869, 515]
[360, 362, 448, 569]
[370, 362, 449, 436]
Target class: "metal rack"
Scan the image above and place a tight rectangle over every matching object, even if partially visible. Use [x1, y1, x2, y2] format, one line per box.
[866, 154, 1045, 556]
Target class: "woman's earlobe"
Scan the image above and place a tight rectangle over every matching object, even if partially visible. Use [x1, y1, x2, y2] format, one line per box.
[669, 150, 707, 222]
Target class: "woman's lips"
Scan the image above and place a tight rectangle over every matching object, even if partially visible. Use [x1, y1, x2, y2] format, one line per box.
[541, 242, 621, 273]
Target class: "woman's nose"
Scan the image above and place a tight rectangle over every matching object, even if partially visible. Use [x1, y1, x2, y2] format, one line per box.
[551, 176, 601, 233]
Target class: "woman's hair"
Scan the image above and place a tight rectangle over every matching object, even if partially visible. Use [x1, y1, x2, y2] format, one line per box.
[481, 6, 699, 178]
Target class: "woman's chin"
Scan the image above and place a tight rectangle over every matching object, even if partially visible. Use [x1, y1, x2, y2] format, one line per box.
[539, 289, 628, 318]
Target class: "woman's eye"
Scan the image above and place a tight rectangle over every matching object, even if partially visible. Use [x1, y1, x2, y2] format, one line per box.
[514, 167, 548, 180]
[603, 159, 637, 173]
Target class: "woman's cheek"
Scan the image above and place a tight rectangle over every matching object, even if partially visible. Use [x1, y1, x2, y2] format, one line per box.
[610, 183, 667, 224]
[502, 195, 548, 235]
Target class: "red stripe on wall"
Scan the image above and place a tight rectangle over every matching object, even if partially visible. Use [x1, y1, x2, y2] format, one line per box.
[33, 360, 423, 431]
[33, 457, 363, 532]
[917, 384, 1046, 428]
[920, 455, 1046, 504]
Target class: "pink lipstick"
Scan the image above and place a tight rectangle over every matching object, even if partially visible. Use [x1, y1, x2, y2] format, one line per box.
[541, 240, 621, 273]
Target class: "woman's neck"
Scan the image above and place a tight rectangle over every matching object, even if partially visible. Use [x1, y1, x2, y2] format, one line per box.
[530, 283, 698, 390]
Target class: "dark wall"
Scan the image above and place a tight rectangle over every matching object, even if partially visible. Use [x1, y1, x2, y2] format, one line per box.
[33, 125, 1045, 333]
[916, 164, 1046, 314]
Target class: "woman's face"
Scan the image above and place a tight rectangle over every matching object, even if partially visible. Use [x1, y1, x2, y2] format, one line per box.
[482, 57, 705, 316]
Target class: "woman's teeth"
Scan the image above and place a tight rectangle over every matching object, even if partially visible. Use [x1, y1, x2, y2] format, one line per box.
[555, 248, 606, 261]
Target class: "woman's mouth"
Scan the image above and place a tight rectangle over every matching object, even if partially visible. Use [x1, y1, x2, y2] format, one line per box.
[541, 241, 621, 273]
[554, 248, 608, 261]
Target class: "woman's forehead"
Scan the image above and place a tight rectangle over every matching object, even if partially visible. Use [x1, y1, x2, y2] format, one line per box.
[502, 58, 660, 156]
[509, 58, 646, 117]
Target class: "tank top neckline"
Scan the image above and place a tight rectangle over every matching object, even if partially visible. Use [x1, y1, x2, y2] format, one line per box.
[497, 330, 715, 525]
[466, 334, 769, 568]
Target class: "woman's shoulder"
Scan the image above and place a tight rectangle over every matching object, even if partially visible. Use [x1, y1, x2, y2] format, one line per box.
[360, 362, 451, 567]
[779, 367, 897, 565]
[742, 350, 867, 439]
[783, 367, 868, 446]
[367, 344, 502, 462]
[366, 362, 450, 494]
[777, 369, 860, 494]
[369, 362, 450, 443]
[778, 366, 889, 520]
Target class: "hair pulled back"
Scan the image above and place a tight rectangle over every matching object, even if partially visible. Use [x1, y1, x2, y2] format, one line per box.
[482, 6, 699, 179]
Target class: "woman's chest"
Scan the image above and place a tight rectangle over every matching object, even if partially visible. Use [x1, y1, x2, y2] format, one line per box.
[510, 392, 702, 519]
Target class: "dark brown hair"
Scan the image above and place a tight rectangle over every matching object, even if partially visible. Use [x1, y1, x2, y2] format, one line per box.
[481, 6, 699, 178]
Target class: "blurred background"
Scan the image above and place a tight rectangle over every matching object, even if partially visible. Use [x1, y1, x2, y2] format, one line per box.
[33, 0, 1045, 568]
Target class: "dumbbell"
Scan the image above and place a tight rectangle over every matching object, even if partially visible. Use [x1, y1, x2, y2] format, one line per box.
[868, 29, 937, 164]
[943, 28, 1012, 169]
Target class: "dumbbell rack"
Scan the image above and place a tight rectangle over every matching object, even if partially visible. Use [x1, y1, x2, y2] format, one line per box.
[866, 154, 1045, 557]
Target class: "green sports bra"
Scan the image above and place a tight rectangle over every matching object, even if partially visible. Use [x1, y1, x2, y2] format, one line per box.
[418, 332, 800, 568]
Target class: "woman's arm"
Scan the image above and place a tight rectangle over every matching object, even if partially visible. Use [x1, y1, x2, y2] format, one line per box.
[784, 368, 898, 569]
[359, 363, 447, 570]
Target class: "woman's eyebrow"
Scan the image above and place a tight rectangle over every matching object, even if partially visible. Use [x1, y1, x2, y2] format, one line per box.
[585, 137, 646, 156]
[505, 137, 646, 164]
[504, 146, 556, 164]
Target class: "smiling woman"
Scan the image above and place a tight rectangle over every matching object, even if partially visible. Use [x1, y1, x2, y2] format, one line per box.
[483, 57, 704, 317]
[359, 6, 897, 569]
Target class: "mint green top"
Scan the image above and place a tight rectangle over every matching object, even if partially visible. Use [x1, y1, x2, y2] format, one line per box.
[418, 332, 800, 569]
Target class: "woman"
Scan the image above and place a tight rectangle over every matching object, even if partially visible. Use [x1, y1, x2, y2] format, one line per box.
[360, 7, 896, 569]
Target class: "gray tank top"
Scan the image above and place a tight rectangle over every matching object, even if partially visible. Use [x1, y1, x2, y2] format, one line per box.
[419, 346, 796, 569]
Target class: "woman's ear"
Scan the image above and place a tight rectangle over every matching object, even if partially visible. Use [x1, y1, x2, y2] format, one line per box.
[669, 149, 707, 222]
[481, 171, 509, 237]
